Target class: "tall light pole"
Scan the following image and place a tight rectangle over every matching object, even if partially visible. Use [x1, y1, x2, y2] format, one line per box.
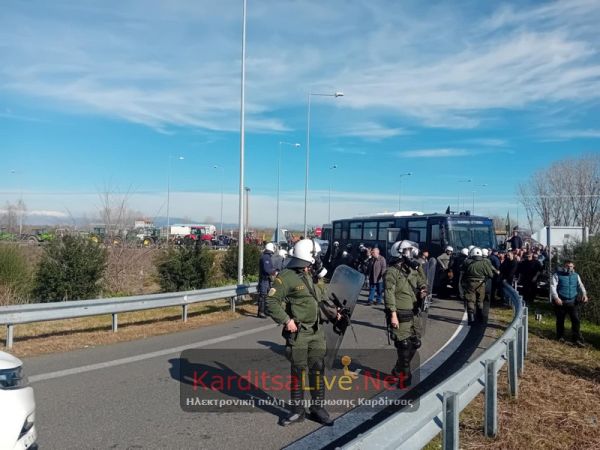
[166, 155, 184, 245]
[398, 172, 412, 211]
[213, 165, 225, 235]
[472, 184, 488, 215]
[276, 141, 301, 244]
[457, 178, 472, 212]
[328, 164, 337, 223]
[304, 90, 344, 237]
[245, 187, 250, 237]
[237, 0, 247, 285]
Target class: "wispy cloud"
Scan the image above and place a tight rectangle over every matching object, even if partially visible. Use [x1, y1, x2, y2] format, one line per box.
[398, 148, 471, 158]
[340, 122, 409, 140]
[552, 129, 600, 139]
[0, 0, 599, 133]
[332, 147, 367, 156]
[464, 138, 508, 147]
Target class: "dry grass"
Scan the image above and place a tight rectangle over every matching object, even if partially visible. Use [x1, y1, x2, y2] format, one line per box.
[1, 298, 259, 358]
[425, 309, 600, 450]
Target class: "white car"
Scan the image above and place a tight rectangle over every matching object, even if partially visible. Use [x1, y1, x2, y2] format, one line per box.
[0, 351, 37, 449]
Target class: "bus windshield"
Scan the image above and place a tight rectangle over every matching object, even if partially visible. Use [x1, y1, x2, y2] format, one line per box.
[447, 219, 496, 249]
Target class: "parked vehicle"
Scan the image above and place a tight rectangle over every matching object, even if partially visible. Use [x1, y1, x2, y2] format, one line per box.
[0, 351, 37, 449]
[170, 224, 216, 246]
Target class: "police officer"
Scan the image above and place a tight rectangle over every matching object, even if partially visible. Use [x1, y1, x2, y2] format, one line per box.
[461, 247, 498, 324]
[436, 246, 454, 298]
[266, 239, 337, 426]
[453, 248, 469, 299]
[385, 240, 427, 386]
[258, 243, 276, 318]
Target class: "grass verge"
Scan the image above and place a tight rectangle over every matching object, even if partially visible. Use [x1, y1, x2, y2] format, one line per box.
[1, 298, 260, 358]
[425, 299, 600, 449]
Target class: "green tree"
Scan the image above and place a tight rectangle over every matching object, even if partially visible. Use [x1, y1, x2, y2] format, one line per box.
[34, 235, 108, 302]
[221, 244, 261, 280]
[155, 244, 214, 292]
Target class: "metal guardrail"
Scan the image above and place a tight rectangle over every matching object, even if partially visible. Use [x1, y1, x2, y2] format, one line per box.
[0, 283, 257, 349]
[343, 281, 528, 450]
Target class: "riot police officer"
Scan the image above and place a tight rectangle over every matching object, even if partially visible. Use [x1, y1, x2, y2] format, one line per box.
[258, 243, 276, 318]
[266, 239, 336, 426]
[461, 247, 498, 324]
[385, 240, 427, 386]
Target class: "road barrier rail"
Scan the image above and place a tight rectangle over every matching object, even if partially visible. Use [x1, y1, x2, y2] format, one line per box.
[343, 281, 528, 450]
[0, 283, 257, 349]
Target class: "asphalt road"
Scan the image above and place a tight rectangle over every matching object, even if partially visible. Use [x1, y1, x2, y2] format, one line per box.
[24, 292, 471, 450]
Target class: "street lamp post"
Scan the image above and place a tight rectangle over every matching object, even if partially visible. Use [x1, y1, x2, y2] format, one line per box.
[237, 0, 247, 285]
[166, 155, 184, 246]
[328, 164, 337, 223]
[213, 165, 225, 235]
[398, 172, 412, 211]
[245, 187, 251, 238]
[304, 90, 344, 237]
[276, 141, 301, 244]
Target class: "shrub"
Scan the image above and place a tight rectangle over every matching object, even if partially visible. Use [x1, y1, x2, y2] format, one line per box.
[154, 244, 214, 292]
[221, 244, 261, 281]
[0, 245, 32, 304]
[34, 235, 108, 302]
[563, 236, 600, 324]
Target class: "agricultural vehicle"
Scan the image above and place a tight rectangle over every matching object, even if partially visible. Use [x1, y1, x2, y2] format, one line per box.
[23, 228, 55, 245]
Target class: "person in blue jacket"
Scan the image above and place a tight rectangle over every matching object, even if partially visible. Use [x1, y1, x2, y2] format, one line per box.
[550, 259, 589, 347]
[258, 243, 277, 318]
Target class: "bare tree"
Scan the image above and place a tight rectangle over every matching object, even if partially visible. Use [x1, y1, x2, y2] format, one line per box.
[1, 201, 18, 233]
[518, 154, 600, 233]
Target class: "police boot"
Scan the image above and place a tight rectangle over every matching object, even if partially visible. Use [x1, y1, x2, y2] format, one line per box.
[392, 338, 414, 388]
[257, 296, 267, 319]
[467, 312, 475, 325]
[308, 366, 333, 426]
[280, 367, 305, 426]
[476, 306, 484, 323]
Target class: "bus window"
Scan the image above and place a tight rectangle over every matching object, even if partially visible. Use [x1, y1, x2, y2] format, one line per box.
[342, 221, 349, 240]
[363, 221, 377, 240]
[350, 221, 363, 240]
[407, 220, 427, 246]
[377, 221, 395, 241]
[428, 219, 443, 255]
[333, 222, 342, 240]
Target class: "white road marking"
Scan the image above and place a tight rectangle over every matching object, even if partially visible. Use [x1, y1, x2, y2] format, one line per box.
[29, 323, 277, 383]
[283, 310, 469, 450]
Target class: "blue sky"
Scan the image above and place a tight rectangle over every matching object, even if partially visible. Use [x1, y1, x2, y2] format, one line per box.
[1, 0, 599, 228]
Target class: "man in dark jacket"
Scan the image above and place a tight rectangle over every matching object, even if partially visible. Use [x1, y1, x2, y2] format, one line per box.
[517, 252, 543, 305]
[489, 249, 502, 303]
[258, 242, 276, 318]
[367, 247, 387, 305]
[500, 251, 519, 291]
[506, 229, 523, 250]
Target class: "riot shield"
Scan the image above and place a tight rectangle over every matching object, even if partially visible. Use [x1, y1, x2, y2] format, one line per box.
[423, 258, 437, 309]
[323, 264, 365, 369]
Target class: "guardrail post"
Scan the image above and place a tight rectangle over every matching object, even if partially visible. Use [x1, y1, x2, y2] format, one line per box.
[6, 325, 14, 349]
[484, 359, 498, 437]
[231, 296, 236, 313]
[182, 304, 188, 322]
[517, 322, 524, 376]
[112, 313, 118, 333]
[507, 338, 518, 398]
[523, 306, 529, 356]
[442, 391, 459, 450]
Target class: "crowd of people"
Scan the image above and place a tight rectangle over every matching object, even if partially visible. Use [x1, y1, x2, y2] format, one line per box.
[253, 231, 590, 426]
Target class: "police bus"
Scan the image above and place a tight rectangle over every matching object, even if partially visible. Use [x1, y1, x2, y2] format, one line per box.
[326, 211, 497, 258]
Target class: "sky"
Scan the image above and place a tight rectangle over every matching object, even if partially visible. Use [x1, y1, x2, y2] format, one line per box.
[1, 0, 599, 229]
